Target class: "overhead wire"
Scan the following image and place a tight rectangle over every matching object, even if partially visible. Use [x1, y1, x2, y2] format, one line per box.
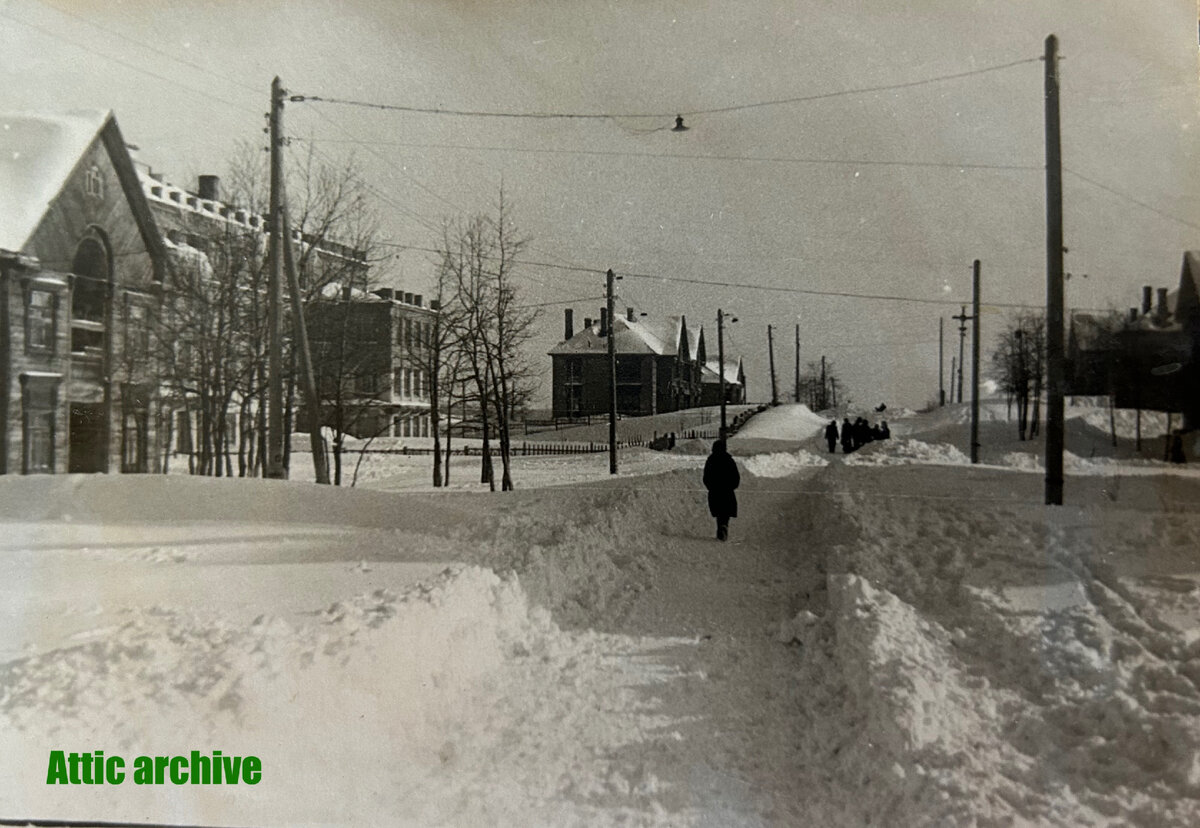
[293, 57, 1041, 121]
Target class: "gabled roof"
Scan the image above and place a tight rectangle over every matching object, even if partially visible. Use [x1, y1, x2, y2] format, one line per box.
[702, 357, 743, 386]
[1177, 250, 1200, 328]
[0, 110, 166, 274]
[549, 314, 688, 357]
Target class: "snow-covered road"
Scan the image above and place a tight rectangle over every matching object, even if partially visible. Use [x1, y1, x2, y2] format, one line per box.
[3, 403, 1199, 825]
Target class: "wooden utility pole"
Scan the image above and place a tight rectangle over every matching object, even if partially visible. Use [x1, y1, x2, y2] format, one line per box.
[953, 305, 969, 404]
[820, 355, 827, 411]
[280, 184, 330, 484]
[950, 356, 956, 406]
[970, 260, 981, 463]
[1044, 34, 1065, 505]
[718, 309, 727, 437]
[794, 324, 800, 403]
[767, 324, 778, 406]
[939, 317, 946, 406]
[607, 268, 617, 474]
[266, 77, 286, 479]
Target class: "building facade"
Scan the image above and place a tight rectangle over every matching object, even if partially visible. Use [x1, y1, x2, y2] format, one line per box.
[302, 287, 438, 439]
[1, 111, 166, 475]
[548, 307, 743, 418]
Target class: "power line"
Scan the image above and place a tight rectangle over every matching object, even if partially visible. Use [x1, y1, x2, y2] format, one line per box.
[1064, 166, 1200, 232]
[294, 136, 1040, 172]
[376, 240, 1075, 311]
[293, 57, 1040, 122]
[0, 9, 262, 117]
[33, 0, 262, 96]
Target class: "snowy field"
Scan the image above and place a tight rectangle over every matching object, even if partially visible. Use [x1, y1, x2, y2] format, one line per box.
[3, 402, 1200, 825]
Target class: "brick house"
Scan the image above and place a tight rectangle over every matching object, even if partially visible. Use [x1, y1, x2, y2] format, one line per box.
[301, 287, 438, 439]
[549, 307, 742, 418]
[1, 111, 166, 475]
[700, 357, 747, 407]
[1068, 251, 1200, 431]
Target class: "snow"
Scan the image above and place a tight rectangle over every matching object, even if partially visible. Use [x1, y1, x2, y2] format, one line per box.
[4, 400, 1200, 825]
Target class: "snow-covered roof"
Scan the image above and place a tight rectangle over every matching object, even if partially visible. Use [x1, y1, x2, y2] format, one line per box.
[549, 314, 685, 356]
[318, 281, 380, 301]
[702, 358, 742, 385]
[0, 110, 111, 253]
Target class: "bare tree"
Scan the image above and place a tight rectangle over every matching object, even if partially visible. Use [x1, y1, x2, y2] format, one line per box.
[991, 311, 1046, 440]
[437, 191, 540, 491]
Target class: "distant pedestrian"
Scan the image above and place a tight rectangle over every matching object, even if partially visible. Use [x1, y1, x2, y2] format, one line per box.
[825, 420, 839, 453]
[879, 421, 891, 440]
[841, 418, 854, 454]
[703, 439, 740, 541]
[1170, 431, 1187, 464]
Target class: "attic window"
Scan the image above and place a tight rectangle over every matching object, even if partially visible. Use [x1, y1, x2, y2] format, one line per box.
[84, 165, 104, 200]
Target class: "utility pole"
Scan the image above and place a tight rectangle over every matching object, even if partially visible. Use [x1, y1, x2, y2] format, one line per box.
[950, 356, 956, 407]
[718, 309, 727, 438]
[280, 182, 330, 484]
[939, 317, 946, 406]
[970, 260, 981, 464]
[794, 324, 800, 404]
[266, 77, 286, 479]
[953, 305, 970, 404]
[767, 325, 778, 406]
[820, 355, 827, 411]
[607, 268, 617, 474]
[1044, 33, 1065, 505]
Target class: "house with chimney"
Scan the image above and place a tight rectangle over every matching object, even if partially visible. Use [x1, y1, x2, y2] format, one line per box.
[548, 306, 743, 418]
[139, 167, 438, 451]
[0, 110, 167, 475]
[1068, 252, 1200, 434]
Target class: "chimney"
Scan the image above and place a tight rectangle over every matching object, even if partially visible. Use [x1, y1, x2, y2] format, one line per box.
[627, 307, 635, 322]
[564, 309, 574, 340]
[198, 175, 220, 202]
[429, 299, 440, 311]
[600, 308, 608, 336]
[583, 317, 592, 330]
[1142, 286, 1153, 315]
[414, 294, 423, 307]
[342, 285, 352, 301]
[1156, 287, 1169, 322]
[403, 292, 414, 305]
[1129, 307, 1138, 323]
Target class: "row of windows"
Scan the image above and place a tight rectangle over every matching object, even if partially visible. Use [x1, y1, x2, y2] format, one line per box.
[396, 317, 433, 351]
[22, 285, 152, 358]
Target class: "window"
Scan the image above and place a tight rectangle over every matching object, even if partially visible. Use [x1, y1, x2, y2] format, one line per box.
[20, 375, 59, 474]
[25, 289, 57, 353]
[84, 165, 104, 200]
[125, 300, 150, 358]
[356, 372, 379, 394]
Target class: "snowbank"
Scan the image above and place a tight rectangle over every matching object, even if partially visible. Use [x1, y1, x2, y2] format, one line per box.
[742, 449, 829, 478]
[732, 403, 828, 441]
[842, 438, 970, 466]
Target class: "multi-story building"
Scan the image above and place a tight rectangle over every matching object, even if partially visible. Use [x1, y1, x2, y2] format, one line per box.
[548, 306, 743, 418]
[302, 286, 439, 439]
[1, 110, 166, 474]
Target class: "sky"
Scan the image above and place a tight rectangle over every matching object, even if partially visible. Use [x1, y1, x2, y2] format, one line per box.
[2, 0, 1197, 410]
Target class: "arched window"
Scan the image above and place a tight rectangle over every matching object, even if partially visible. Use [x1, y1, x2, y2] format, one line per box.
[70, 231, 111, 352]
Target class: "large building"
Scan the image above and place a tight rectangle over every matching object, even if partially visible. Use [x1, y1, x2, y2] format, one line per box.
[302, 286, 438, 439]
[1, 110, 166, 475]
[548, 307, 743, 419]
[1068, 251, 1200, 432]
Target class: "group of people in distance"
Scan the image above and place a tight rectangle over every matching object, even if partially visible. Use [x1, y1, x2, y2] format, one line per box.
[825, 417, 889, 454]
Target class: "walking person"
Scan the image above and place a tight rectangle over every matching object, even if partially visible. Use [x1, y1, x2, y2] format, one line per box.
[703, 439, 741, 541]
[825, 419, 839, 453]
[841, 418, 854, 454]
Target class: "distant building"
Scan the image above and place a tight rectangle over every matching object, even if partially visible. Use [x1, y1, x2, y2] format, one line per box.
[1068, 252, 1200, 430]
[700, 357, 746, 407]
[301, 286, 438, 439]
[548, 307, 743, 418]
[0, 110, 167, 474]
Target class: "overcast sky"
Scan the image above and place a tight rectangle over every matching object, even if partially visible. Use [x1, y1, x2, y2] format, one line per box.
[2, 0, 1197, 409]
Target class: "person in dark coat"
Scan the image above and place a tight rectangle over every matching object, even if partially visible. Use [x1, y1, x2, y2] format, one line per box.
[703, 438, 740, 541]
[824, 420, 839, 453]
[841, 418, 854, 453]
[879, 420, 891, 440]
